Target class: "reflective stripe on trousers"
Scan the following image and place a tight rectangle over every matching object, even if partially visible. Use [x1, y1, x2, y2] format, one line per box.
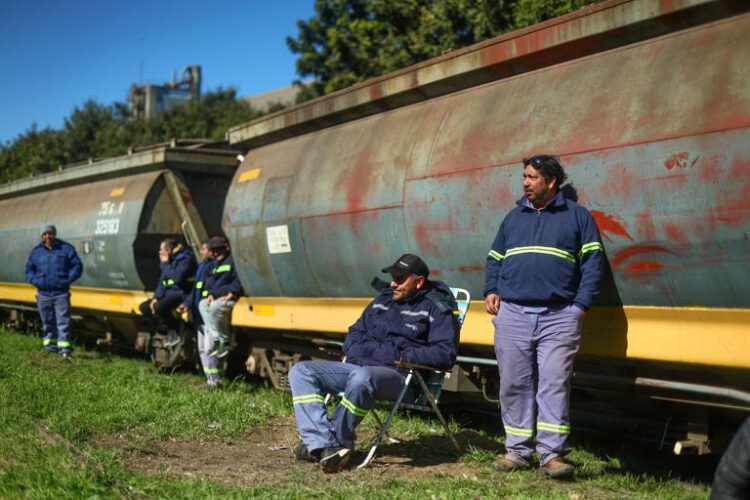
[36, 292, 72, 354]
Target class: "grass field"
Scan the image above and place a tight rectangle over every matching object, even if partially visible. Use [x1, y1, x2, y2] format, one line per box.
[0, 328, 716, 499]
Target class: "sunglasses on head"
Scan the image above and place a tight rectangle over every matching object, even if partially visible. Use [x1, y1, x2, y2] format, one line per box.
[523, 156, 543, 166]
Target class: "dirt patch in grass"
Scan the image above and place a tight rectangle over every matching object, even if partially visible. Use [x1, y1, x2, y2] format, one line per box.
[90, 415, 503, 488]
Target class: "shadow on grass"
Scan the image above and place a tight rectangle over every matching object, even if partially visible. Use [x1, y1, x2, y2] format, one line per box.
[352, 429, 504, 468]
[441, 403, 719, 486]
[570, 433, 720, 485]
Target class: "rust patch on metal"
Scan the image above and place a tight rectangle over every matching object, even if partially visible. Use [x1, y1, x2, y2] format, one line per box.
[622, 260, 667, 276]
[661, 221, 689, 245]
[370, 83, 383, 101]
[179, 186, 194, 205]
[664, 152, 697, 170]
[634, 211, 657, 240]
[611, 244, 676, 270]
[590, 210, 634, 243]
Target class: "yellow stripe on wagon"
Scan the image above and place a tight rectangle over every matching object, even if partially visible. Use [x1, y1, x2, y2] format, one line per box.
[232, 296, 750, 371]
[0, 282, 148, 315]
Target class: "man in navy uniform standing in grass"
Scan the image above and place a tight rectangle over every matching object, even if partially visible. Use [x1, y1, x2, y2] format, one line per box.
[484, 155, 605, 479]
[26, 223, 83, 359]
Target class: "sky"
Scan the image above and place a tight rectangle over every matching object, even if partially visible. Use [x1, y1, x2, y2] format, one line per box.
[0, 0, 317, 145]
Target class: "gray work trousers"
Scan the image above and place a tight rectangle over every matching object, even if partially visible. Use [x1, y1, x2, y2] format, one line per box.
[198, 297, 235, 345]
[196, 322, 222, 386]
[494, 300, 583, 466]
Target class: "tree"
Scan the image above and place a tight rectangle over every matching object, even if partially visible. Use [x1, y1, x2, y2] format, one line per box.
[0, 125, 66, 183]
[0, 89, 264, 183]
[288, 0, 601, 100]
[512, 0, 594, 27]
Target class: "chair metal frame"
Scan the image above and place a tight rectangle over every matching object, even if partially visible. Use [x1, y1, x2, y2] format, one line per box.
[356, 287, 470, 468]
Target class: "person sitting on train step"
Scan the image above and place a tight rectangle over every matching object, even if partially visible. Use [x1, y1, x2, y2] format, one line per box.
[138, 238, 196, 346]
[177, 240, 222, 389]
[288, 253, 459, 473]
[25, 223, 83, 360]
[197, 236, 243, 361]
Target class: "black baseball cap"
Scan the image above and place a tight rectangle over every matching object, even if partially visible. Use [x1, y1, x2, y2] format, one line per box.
[208, 236, 228, 249]
[381, 253, 430, 278]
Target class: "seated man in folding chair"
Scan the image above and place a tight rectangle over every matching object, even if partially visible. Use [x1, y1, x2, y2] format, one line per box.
[289, 253, 459, 473]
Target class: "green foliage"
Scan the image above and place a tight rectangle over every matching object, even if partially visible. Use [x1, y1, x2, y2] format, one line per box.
[513, 0, 597, 28]
[288, 0, 604, 100]
[0, 89, 262, 184]
[288, 0, 513, 98]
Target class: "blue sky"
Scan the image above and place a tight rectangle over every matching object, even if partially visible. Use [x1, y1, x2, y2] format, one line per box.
[0, 0, 316, 145]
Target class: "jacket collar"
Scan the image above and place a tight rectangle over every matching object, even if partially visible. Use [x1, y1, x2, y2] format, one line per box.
[171, 246, 188, 261]
[36, 239, 63, 250]
[393, 280, 432, 305]
[517, 190, 566, 211]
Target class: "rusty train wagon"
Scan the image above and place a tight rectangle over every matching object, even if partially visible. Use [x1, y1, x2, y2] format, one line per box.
[223, 0, 750, 452]
[0, 140, 239, 365]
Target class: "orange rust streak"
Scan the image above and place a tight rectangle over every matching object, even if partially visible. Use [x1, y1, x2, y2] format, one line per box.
[622, 261, 665, 276]
[590, 210, 634, 243]
[450, 266, 484, 273]
[664, 152, 689, 169]
[611, 245, 676, 270]
[661, 221, 689, 245]
[298, 204, 402, 220]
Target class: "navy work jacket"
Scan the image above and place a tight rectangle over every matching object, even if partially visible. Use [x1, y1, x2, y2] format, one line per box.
[26, 239, 83, 296]
[203, 253, 243, 299]
[343, 280, 459, 371]
[483, 191, 605, 310]
[153, 246, 197, 301]
[182, 259, 212, 314]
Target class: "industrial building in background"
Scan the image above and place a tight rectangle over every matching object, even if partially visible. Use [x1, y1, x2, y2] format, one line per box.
[128, 65, 201, 120]
[241, 84, 298, 113]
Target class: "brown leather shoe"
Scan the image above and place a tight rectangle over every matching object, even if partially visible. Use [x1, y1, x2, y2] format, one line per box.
[492, 457, 529, 472]
[540, 457, 574, 479]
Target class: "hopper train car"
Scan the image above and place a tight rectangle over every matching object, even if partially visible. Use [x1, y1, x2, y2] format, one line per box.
[1, 0, 748, 454]
[0, 139, 240, 366]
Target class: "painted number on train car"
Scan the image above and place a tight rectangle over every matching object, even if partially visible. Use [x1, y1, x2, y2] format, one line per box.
[94, 201, 124, 235]
[98, 201, 124, 216]
[266, 225, 292, 254]
[94, 218, 120, 235]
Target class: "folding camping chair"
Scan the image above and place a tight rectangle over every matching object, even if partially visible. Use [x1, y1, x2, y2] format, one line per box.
[357, 287, 470, 468]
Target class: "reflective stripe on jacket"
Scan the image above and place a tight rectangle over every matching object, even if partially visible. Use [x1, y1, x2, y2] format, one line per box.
[182, 259, 212, 314]
[202, 253, 243, 299]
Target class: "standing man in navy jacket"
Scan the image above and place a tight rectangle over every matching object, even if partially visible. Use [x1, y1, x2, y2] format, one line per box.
[26, 223, 83, 358]
[484, 155, 605, 479]
[138, 238, 196, 346]
[289, 254, 459, 473]
[197, 236, 243, 361]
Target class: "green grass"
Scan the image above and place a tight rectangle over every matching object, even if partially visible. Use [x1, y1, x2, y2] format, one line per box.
[0, 328, 714, 499]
